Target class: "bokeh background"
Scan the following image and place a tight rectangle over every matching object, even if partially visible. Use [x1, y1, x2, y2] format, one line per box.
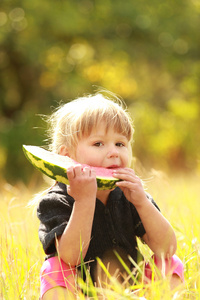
[1, 0, 200, 184]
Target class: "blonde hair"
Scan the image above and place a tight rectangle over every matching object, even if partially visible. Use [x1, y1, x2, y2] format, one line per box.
[29, 93, 134, 207]
[47, 93, 134, 154]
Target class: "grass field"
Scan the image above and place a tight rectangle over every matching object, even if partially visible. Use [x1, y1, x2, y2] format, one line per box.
[0, 172, 200, 299]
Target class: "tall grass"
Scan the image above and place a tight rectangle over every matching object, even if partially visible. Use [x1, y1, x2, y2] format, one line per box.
[0, 173, 200, 299]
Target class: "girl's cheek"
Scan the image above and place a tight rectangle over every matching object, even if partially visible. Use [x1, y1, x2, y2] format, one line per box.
[127, 146, 132, 167]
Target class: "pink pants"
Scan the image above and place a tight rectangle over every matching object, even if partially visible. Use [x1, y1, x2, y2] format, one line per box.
[144, 254, 184, 283]
[40, 257, 76, 298]
[40, 255, 184, 298]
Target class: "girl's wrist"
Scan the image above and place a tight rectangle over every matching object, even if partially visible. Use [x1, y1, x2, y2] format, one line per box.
[130, 195, 150, 209]
[74, 196, 96, 208]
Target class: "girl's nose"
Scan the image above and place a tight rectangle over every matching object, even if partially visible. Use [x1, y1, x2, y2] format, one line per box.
[107, 146, 119, 158]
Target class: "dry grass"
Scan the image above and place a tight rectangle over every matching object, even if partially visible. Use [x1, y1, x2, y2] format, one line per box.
[0, 172, 200, 299]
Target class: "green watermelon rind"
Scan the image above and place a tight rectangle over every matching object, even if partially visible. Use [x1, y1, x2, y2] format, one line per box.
[23, 145, 119, 190]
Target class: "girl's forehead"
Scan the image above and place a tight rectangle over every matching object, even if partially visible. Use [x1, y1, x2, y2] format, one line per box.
[87, 122, 127, 139]
[90, 122, 109, 133]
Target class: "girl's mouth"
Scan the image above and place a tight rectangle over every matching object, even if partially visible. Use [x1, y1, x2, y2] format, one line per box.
[107, 165, 119, 169]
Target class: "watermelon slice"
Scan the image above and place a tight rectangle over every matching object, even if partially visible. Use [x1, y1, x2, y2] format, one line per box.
[23, 145, 120, 190]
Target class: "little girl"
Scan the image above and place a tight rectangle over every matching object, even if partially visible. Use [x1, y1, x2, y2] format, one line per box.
[37, 93, 184, 299]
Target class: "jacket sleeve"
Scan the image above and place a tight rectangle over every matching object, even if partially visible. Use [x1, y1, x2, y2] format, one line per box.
[37, 184, 74, 255]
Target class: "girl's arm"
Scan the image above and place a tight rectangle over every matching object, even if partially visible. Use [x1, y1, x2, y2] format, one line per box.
[135, 198, 177, 258]
[113, 168, 177, 259]
[57, 165, 97, 266]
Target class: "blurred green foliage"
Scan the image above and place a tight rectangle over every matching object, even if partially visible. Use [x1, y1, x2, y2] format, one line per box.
[0, 0, 200, 183]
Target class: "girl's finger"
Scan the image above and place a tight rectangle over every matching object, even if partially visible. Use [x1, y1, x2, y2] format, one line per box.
[113, 172, 139, 183]
[73, 165, 83, 176]
[116, 181, 137, 188]
[113, 168, 135, 177]
[90, 168, 96, 177]
[67, 166, 75, 179]
[82, 166, 90, 175]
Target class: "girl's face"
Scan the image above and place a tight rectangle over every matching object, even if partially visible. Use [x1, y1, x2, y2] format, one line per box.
[71, 122, 131, 169]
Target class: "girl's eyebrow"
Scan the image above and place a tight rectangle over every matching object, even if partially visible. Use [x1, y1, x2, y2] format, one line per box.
[89, 133, 128, 141]
[89, 134, 104, 138]
[88, 135, 105, 141]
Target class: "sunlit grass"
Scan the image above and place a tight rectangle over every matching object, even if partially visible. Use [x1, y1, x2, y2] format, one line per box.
[0, 173, 200, 299]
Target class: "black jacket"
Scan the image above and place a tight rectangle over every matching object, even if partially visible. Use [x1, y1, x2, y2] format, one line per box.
[37, 183, 160, 282]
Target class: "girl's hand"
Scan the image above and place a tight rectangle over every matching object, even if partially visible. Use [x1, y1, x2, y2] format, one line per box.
[114, 168, 177, 258]
[113, 168, 147, 207]
[67, 165, 97, 202]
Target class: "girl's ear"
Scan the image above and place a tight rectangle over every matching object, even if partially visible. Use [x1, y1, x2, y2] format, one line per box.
[59, 145, 70, 156]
